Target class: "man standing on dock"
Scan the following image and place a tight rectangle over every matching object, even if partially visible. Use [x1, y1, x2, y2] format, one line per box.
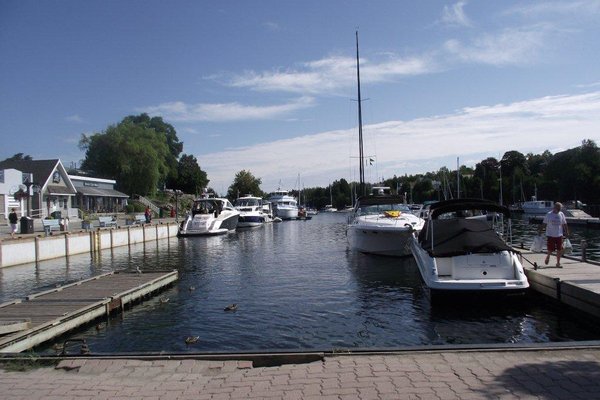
[8, 208, 18, 238]
[539, 202, 569, 267]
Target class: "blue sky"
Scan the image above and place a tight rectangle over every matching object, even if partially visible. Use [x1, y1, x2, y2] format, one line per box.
[2, 1, 600, 193]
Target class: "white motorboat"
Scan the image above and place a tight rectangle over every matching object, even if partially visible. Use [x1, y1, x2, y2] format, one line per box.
[268, 189, 298, 220]
[347, 187, 425, 257]
[321, 205, 338, 212]
[234, 195, 271, 228]
[522, 198, 553, 214]
[178, 197, 239, 236]
[262, 201, 275, 221]
[410, 198, 529, 298]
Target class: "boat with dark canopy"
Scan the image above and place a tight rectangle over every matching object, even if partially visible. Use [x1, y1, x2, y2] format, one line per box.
[410, 198, 529, 298]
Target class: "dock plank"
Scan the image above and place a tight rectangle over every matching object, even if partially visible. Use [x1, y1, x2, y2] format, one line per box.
[521, 249, 600, 317]
[0, 270, 178, 353]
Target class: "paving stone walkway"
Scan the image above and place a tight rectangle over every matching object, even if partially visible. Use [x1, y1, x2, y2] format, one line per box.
[1, 348, 600, 399]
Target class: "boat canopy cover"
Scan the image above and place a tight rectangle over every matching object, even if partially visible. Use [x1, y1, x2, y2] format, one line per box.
[418, 218, 513, 257]
[428, 198, 510, 219]
[356, 195, 405, 207]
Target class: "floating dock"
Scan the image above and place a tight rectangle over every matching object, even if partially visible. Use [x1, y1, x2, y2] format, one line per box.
[0, 270, 178, 353]
[528, 209, 600, 228]
[521, 250, 600, 318]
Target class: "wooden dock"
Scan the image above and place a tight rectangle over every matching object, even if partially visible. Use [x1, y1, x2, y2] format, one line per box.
[520, 250, 600, 318]
[0, 270, 178, 353]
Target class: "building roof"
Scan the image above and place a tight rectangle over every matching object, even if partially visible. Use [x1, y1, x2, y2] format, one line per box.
[76, 186, 129, 198]
[68, 175, 117, 184]
[0, 159, 58, 186]
[46, 185, 76, 195]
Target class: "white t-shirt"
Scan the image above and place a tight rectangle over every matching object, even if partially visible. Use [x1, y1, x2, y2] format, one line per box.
[543, 211, 567, 237]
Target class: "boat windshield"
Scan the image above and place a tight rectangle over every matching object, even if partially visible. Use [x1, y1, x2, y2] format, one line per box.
[437, 209, 486, 219]
[358, 203, 411, 215]
[234, 198, 261, 207]
[192, 199, 219, 215]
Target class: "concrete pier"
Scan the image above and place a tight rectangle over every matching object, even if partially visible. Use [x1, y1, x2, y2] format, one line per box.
[0, 221, 179, 268]
[1, 346, 600, 399]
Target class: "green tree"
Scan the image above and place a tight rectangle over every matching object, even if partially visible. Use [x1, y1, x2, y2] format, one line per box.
[226, 170, 263, 201]
[2, 153, 33, 162]
[121, 114, 183, 187]
[176, 154, 209, 195]
[474, 157, 499, 202]
[79, 121, 171, 196]
[500, 151, 529, 204]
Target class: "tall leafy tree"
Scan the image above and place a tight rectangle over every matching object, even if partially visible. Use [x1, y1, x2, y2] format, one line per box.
[176, 154, 209, 195]
[500, 151, 529, 204]
[475, 157, 502, 203]
[121, 113, 183, 187]
[2, 153, 33, 162]
[79, 121, 170, 196]
[227, 170, 263, 200]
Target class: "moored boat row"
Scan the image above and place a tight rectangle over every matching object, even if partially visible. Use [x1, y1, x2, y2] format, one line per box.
[347, 192, 531, 299]
[178, 190, 310, 236]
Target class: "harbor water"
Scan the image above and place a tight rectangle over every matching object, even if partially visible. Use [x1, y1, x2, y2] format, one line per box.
[1, 212, 600, 354]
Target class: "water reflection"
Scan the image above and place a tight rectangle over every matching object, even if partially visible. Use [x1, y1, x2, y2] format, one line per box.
[1, 213, 600, 354]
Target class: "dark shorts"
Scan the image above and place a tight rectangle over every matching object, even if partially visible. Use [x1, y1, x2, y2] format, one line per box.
[547, 236, 563, 252]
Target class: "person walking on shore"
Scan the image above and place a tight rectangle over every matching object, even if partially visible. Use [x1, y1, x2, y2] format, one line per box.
[8, 208, 18, 238]
[539, 202, 569, 268]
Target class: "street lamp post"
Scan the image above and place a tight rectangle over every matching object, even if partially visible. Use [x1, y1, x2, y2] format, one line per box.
[174, 190, 183, 222]
[23, 178, 39, 218]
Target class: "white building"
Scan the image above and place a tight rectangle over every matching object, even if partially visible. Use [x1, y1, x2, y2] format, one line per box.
[0, 168, 27, 221]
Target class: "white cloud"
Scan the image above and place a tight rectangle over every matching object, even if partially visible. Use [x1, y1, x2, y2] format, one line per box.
[442, 1, 472, 27]
[506, 1, 600, 18]
[576, 81, 600, 88]
[65, 114, 84, 123]
[444, 26, 548, 66]
[138, 97, 315, 122]
[197, 91, 600, 192]
[224, 54, 435, 95]
[263, 21, 280, 31]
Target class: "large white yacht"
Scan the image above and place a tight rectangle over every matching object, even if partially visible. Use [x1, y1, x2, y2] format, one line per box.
[234, 195, 272, 228]
[268, 189, 298, 220]
[410, 198, 529, 299]
[178, 197, 239, 236]
[347, 187, 425, 257]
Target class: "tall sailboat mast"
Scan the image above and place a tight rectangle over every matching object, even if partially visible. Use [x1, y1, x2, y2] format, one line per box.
[356, 31, 365, 197]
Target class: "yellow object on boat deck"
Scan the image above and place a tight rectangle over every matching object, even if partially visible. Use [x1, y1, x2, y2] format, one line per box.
[384, 210, 401, 218]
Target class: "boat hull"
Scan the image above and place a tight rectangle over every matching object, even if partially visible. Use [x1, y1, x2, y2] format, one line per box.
[178, 213, 239, 236]
[237, 214, 265, 228]
[522, 200, 553, 214]
[275, 207, 298, 220]
[410, 236, 529, 295]
[347, 225, 415, 257]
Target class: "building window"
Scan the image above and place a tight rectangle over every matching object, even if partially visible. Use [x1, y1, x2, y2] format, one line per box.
[0, 170, 4, 183]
